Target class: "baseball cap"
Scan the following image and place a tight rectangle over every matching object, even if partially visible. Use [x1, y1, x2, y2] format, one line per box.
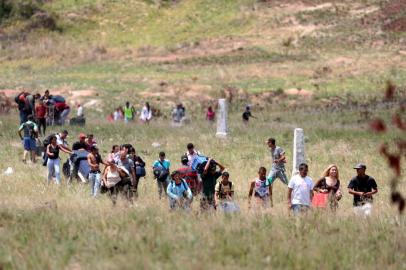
[79, 133, 86, 139]
[353, 163, 366, 169]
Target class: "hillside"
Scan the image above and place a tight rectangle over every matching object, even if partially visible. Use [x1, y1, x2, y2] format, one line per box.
[1, 0, 406, 113]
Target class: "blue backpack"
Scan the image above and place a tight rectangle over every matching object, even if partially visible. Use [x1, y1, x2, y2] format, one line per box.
[191, 155, 208, 174]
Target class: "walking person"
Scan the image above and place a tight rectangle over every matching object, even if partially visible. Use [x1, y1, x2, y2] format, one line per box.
[18, 115, 38, 163]
[107, 145, 120, 163]
[167, 171, 193, 210]
[215, 171, 239, 213]
[129, 148, 146, 198]
[186, 143, 201, 167]
[348, 163, 378, 216]
[287, 163, 314, 215]
[177, 155, 200, 195]
[102, 162, 122, 205]
[116, 150, 136, 203]
[140, 102, 152, 124]
[153, 152, 171, 199]
[200, 158, 225, 211]
[15, 91, 29, 124]
[248, 167, 273, 209]
[123, 101, 135, 124]
[313, 164, 342, 210]
[87, 146, 106, 197]
[46, 135, 71, 185]
[206, 106, 215, 122]
[242, 106, 255, 124]
[35, 100, 47, 136]
[266, 138, 288, 185]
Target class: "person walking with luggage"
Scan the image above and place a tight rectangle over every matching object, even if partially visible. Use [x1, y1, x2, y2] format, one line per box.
[313, 164, 342, 210]
[177, 155, 199, 195]
[116, 150, 136, 203]
[129, 148, 146, 198]
[167, 171, 193, 210]
[46, 135, 71, 185]
[200, 158, 225, 211]
[153, 152, 171, 199]
[18, 115, 39, 164]
[348, 163, 378, 216]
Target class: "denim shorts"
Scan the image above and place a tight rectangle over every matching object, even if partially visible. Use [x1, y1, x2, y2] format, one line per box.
[23, 137, 36, 151]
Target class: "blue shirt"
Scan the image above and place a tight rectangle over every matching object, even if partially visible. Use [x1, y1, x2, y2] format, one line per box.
[167, 180, 192, 200]
[153, 159, 170, 170]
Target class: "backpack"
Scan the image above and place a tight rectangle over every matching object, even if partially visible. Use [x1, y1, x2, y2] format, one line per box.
[14, 92, 24, 104]
[62, 159, 70, 177]
[217, 181, 233, 198]
[15, 92, 26, 110]
[43, 133, 56, 147]
[191, 155, 208, 173]
[154, 161, 169, 182]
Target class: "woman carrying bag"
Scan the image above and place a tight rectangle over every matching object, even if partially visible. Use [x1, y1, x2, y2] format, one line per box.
[129, 148, 146, 198]
[313, 164, 342, 211]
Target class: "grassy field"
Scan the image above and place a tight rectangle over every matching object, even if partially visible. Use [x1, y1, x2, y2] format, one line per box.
[0, 0, 406, 269]
[0, 104, 405, 269]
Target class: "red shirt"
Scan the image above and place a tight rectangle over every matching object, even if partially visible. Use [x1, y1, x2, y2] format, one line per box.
[36, 104, 47, 118]
[206, 110, 215, 121]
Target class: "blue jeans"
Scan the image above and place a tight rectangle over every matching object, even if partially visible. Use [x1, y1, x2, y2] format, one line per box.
[19, 110, 27, 124]
[47, 158, 60, 184]
[291, 204, 310, 215]
[89, 172, 101, 197]
[267, 169, 288, 185]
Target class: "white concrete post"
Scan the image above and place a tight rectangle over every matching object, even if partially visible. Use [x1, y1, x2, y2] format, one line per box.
[216, 99, 228, 138]
[292, 128, 305, 175]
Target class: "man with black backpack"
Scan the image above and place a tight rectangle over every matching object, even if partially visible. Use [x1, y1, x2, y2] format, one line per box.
[18, 115, 38, 163]
[153, 151, 171, 199]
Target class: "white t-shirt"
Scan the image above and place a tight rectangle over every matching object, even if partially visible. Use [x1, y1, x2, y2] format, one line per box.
[56, 134, 68, 148]
[140, 106, 152, 121]
[288, 174, 314, 206]
[187, 150, 201, 167]
[77, 106, 84, 117]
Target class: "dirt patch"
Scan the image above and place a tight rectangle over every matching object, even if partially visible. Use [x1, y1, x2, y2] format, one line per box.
[284, 88, 313, 98]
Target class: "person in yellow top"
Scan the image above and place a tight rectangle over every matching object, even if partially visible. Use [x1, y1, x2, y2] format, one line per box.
[123, 101, 135, 124]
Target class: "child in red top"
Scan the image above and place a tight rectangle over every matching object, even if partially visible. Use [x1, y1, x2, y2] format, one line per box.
[206, 106, 215, 122]
[35, 101, 47, 136]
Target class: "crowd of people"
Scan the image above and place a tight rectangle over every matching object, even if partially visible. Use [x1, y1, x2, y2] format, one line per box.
[16, 120, 379, 215]
[108, 101, 258, 126]
[14, 90, 77, 128]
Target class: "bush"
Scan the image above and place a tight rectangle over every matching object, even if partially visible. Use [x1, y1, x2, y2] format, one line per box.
[0, 0, 41, 22]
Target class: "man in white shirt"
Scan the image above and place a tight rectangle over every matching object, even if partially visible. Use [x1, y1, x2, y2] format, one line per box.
[186, 143, 201, 167]
[287, 163, 314, 214]
[77, 104, 84, 118]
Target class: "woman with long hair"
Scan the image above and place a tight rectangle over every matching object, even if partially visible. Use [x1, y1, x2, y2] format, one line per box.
[140, 102, 152, 124]
[313, 164, 342, 210]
